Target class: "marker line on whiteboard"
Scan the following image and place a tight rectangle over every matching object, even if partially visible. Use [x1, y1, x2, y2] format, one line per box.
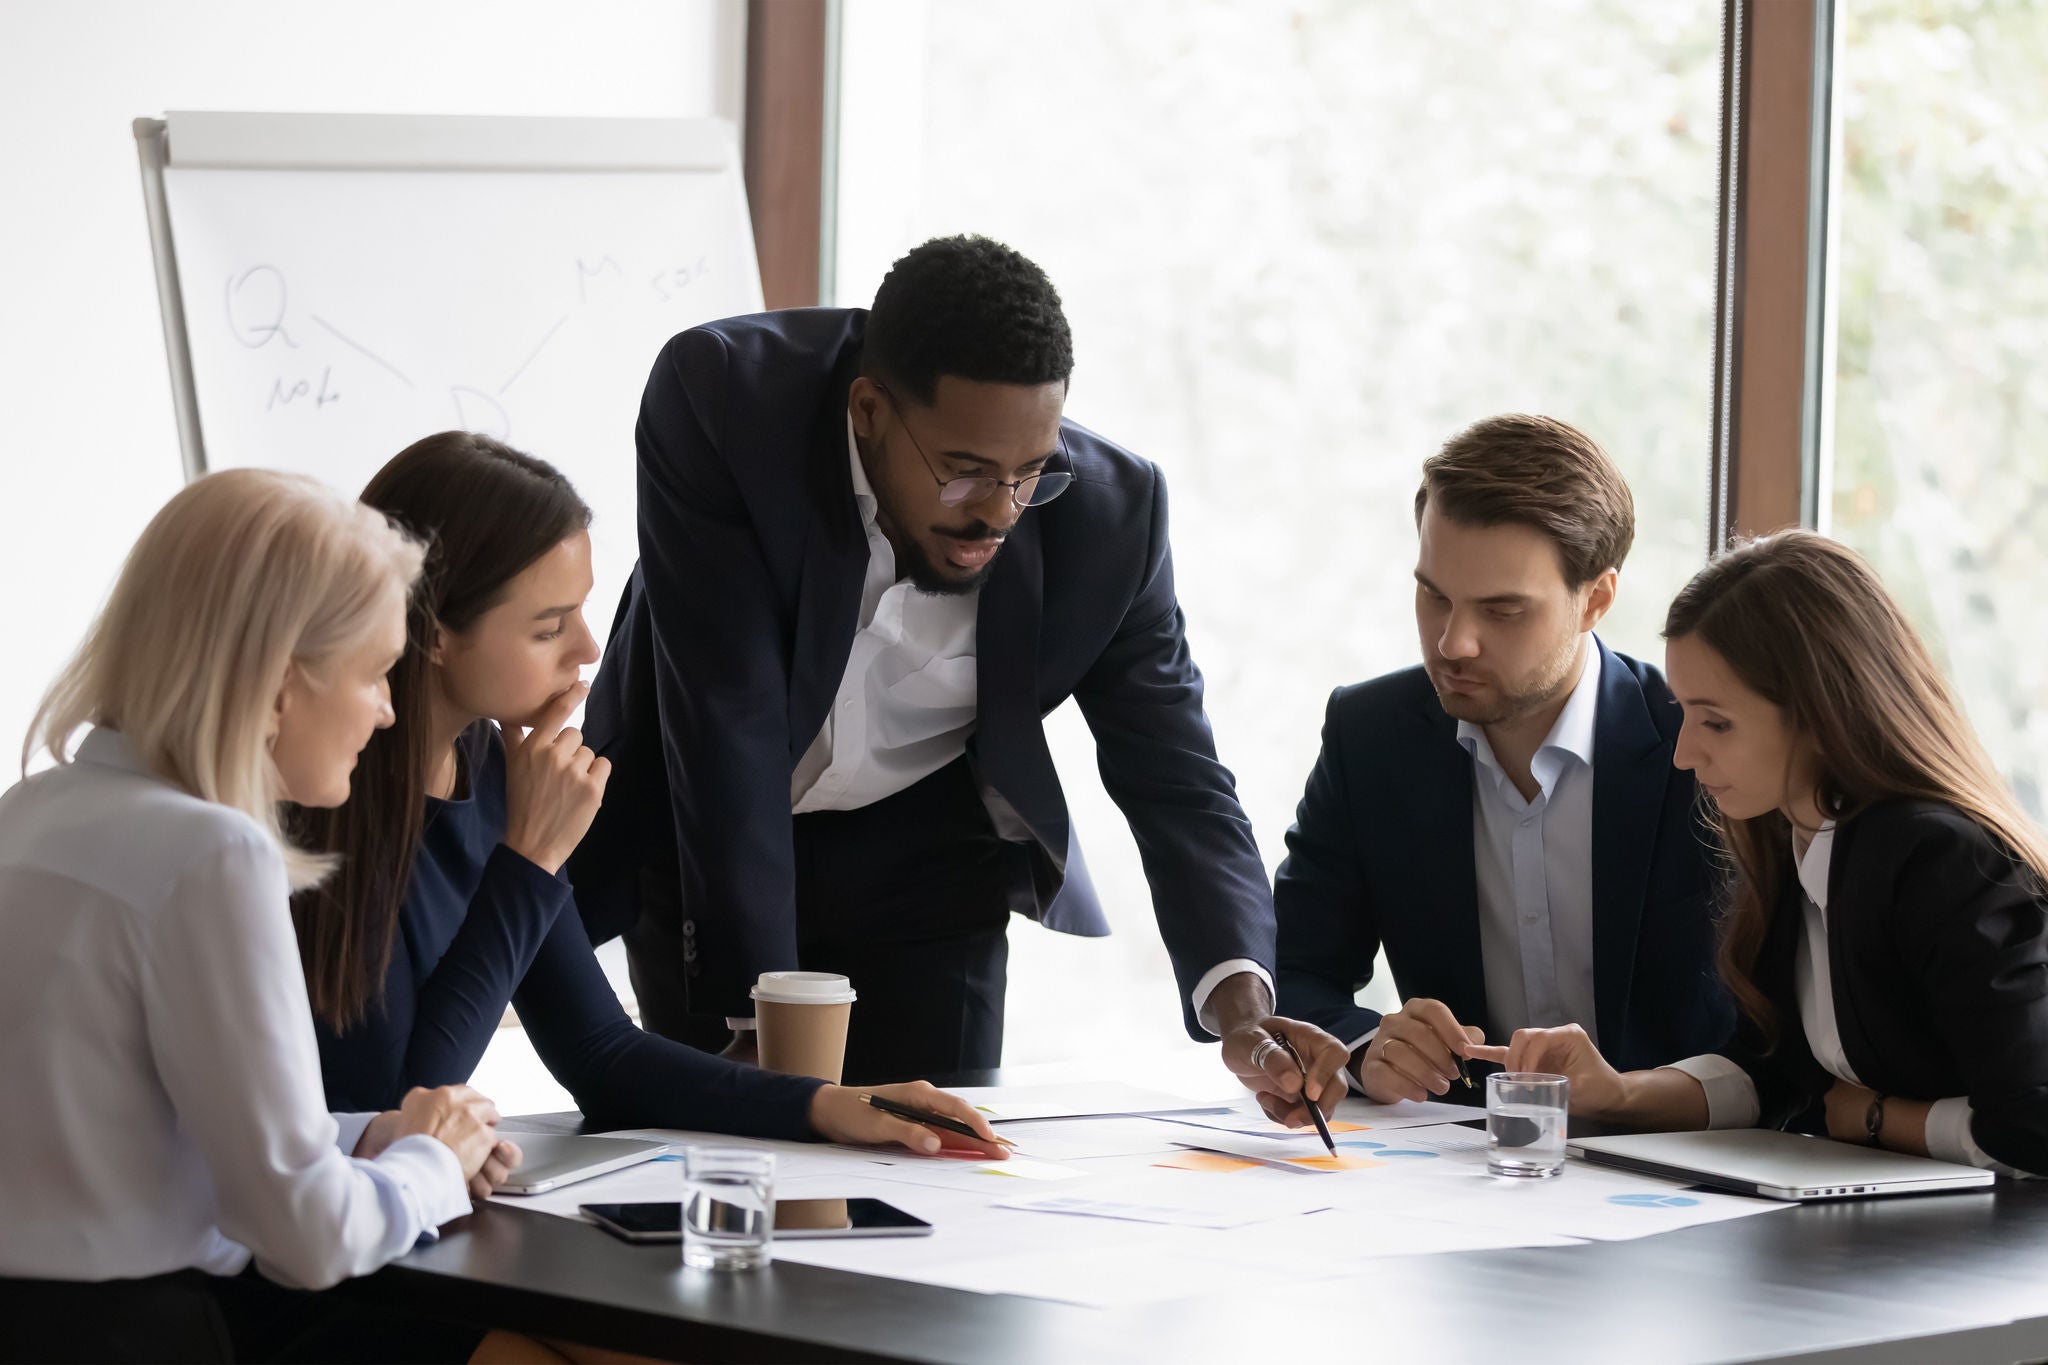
[312, 315, 413, 388]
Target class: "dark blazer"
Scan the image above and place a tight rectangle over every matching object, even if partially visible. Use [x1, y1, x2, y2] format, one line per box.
[573, 308, 1273, 1031]
[1274, 641, 1732, 1073]
[1730, 799, 2048, 1175]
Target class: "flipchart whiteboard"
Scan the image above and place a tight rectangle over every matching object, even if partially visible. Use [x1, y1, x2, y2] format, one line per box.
[138, 111, 764, 651]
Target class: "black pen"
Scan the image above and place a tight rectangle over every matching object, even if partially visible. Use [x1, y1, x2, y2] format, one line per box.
[1454, 1052, 1475, 1090]
[858, 1093, 1015, 1148]
[1272, 1034, 1339, 1157]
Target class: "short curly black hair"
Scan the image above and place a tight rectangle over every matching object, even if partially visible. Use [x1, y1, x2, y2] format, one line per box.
[862, 235, 1074, 405]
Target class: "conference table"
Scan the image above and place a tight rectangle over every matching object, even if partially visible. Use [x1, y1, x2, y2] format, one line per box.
[343, 1072, 2048, 1365]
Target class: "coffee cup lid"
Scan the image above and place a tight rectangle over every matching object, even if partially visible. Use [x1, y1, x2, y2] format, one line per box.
[750, 971, 857, 1005]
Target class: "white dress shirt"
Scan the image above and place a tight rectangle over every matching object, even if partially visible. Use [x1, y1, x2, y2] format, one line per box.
[0, 728, 472, 1288]
[1462, 639, 1602, 1046]
[790, 416, 983, 815]
[1667, 820, 2021, 1174]
[744, 418, 1268, 1031]
[1345, 638, 1602, 1088]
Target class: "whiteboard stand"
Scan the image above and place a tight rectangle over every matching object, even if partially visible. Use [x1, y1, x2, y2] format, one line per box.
[134, 119, 207, 482]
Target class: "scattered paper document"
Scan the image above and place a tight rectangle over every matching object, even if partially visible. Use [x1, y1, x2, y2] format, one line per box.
[1152, 1096, 1480, 1142]
[969, 1155, 1089, 1181]
[981, 1116, 1190, 1161]
[950, 1081, 1227, 1121]
[1287, 1153, 1387, 1172]
[1154, 1151, 1261, 1173]
[1406, 1156, 1792, 1241]
[996, 1172, 1334, 1229]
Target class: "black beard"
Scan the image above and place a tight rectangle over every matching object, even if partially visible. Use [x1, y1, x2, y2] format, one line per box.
[901, 530, 1003, 596]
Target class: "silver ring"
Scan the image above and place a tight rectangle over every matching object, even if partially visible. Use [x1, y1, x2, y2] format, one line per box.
[1249, 1038, 1281, 1070]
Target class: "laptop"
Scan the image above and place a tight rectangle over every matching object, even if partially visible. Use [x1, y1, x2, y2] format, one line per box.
[493, 1133, 670, 1195]
[1568, 1128, 1996, 1201]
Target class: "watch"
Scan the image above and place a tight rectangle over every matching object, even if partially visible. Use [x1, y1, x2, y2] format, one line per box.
[1864, 1093, 1888, 1146]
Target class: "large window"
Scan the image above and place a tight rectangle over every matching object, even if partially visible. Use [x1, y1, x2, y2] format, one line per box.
[834, 0, 1722, 1063]
[1829, 0, 2048, 819]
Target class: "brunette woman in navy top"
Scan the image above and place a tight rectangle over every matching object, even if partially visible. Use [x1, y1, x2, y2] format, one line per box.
[289, 432, 1005, 1155]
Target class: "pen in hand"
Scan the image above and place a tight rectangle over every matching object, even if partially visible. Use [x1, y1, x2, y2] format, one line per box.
[857, 1093, 1016, 1151]
[1272, 1033, 1339, 1157]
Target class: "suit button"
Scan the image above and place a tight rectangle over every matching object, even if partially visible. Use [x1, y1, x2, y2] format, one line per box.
[683, 919, 696, 936]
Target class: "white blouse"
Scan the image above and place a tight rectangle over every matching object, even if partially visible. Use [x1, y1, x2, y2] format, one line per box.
[1667, 821, 2021, 1175]
[0, 728, 471, 1288]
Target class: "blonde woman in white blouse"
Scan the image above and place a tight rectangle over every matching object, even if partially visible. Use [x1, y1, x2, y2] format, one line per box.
[0, 469, 516, 1362]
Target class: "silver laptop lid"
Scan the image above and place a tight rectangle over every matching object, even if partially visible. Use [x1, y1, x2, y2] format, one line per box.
[1568, 1128, 1995, 1201]
[495, 1133, 669, 1195]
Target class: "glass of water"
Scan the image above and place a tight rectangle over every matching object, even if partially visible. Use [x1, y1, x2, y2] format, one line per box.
[1486, 1072, 1569, 1178]
[681, 1147, 776, 1271]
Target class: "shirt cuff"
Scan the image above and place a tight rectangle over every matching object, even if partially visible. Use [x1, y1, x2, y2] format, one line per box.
[725, 1017, 757, 1031]
[1342, 1027, 1380, 1096]
[331, 1111, 380, 1157]
[1664, 1054, 1760, 1128]
[370, 1132, 475, 1239]
[1190, 960, 1274, 1037]
[1925, 1097, 2031, 1177]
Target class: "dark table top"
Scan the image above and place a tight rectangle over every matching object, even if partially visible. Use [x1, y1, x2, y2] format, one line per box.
[343, 1091, 2048, 1365]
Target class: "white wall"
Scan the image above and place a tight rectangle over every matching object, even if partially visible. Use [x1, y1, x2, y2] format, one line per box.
[0, 0, 734, 765]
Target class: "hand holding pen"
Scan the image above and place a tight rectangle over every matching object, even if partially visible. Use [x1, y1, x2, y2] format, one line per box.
[1353, 998, 1485, 1105]
[809, 1081, 1012, 1157]
[1270, 1033, 1339, 1156]
[1233, 1018, 1349, 1132]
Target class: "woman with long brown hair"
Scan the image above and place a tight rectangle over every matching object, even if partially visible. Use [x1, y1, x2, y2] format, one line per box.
[291, 431, 1009, 1154]
[1467, 530, 2048, 1175]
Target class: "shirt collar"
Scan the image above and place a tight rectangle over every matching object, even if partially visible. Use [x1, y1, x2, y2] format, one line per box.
[1457, 634, 1604, 795]
[1797, 820, 1837, 911]
[74, 725, 152, 777]
[845, 412, 877, 519]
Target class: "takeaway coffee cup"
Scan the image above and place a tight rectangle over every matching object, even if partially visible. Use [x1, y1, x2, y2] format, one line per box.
[751, 972, 857, 1084]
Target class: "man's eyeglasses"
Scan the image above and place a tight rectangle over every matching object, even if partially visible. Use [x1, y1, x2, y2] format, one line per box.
[874, 383, 1074, 511]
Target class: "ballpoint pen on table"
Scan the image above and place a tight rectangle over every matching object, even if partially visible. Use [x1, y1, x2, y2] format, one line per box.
[1272, 1034, 1339, 1156]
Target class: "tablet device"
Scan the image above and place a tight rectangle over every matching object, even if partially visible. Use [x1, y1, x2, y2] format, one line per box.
[493, 1133, 669, 1195]
[582, 1198, 933, 1242]
[1568, 1128, 1996, 1201]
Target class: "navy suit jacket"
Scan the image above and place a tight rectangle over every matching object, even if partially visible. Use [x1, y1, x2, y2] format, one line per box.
[574, 308, 1273, 1032]
[1274, 641, 1732, 1072]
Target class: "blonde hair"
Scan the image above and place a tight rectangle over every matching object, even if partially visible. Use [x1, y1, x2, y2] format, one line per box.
[24, 469, 425, 888]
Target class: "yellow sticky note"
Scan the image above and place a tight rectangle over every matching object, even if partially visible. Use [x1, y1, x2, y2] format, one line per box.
[1286, 1154, 1386, 1172]
[1154, 1151, 1260, 1173]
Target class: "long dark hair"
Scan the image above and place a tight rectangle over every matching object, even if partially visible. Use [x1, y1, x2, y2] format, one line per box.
[287, 431, 591, 1031]
[1665, 530, 2048, 1041]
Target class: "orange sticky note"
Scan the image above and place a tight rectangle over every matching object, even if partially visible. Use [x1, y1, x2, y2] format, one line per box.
[1154, 1151, 1260, 1173]
[1286, 1154, 1386, 1172]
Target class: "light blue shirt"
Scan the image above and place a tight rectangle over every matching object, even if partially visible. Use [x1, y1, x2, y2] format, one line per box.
[1457, 636, 1603, 1045]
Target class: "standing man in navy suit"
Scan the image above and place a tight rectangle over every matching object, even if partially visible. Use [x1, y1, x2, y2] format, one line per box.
[1276, 416, 1730, 1104]
[576, 235, 1346, 1109]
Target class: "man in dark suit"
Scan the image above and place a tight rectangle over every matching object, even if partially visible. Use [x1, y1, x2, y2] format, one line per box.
[575, 235, 1345, 1110]
[1276, 415, 1731, 1104]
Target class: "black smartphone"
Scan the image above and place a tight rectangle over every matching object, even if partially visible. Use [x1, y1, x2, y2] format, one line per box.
[581, 1198, 933, 1244]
